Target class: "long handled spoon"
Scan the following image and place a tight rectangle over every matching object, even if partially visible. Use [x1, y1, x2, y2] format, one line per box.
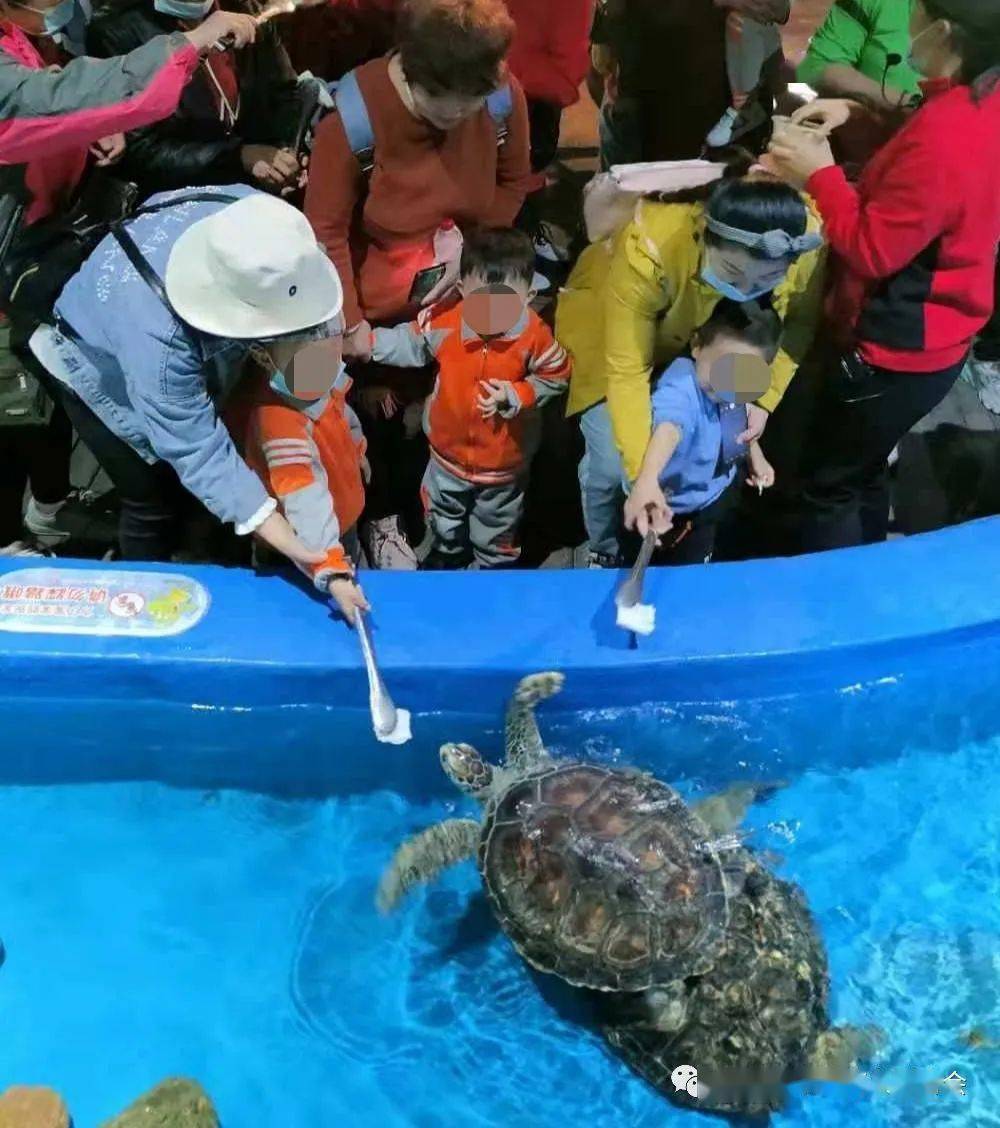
[355, 608, 412, 744]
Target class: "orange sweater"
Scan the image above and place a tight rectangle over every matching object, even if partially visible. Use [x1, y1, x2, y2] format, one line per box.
[303, 56, 533, 329]
[236, 372, 366, 587]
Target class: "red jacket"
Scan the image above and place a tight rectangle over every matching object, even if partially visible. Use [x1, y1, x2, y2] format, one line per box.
[807, 78, 1000, 373]
[504, 0, 592, 108]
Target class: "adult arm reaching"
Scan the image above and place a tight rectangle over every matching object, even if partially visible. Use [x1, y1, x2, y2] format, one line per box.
[0, 10, 256, 164]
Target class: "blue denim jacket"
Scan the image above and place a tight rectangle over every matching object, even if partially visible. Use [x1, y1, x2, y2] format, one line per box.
[30, 185, 271, 531]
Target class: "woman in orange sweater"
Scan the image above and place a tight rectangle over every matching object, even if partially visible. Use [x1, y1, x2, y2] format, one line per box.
[304, 0, 532, 568]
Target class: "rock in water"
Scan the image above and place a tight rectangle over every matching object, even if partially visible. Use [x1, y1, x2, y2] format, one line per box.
[0, 1086, 71, 1128]
[99, 1079, 219, 1128]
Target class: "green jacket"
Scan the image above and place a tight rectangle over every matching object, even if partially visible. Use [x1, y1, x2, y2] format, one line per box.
[798, 0, 921, 96]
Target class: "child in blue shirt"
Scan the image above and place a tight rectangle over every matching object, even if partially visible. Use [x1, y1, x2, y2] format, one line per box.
[624, 300, 777, 565]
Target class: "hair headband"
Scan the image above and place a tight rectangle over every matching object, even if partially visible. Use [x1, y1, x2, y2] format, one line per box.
[705, 216, 824, 259]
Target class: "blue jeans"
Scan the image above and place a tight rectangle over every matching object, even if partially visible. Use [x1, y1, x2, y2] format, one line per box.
[578, 401, 628, 559]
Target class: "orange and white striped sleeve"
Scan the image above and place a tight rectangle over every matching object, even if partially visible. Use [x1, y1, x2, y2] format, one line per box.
[252, 402, 352, 588]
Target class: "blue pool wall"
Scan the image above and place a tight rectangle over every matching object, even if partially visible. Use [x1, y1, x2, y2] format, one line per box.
[3, 517, 1000, 794]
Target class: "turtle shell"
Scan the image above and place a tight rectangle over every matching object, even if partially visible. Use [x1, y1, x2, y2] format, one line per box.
[478, 763, 730, 991]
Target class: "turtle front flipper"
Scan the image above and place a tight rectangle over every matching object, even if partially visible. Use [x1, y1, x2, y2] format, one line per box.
[504, 672, 564, 772]
[692, 780, 787, 836]
[376, 818, 481, 914]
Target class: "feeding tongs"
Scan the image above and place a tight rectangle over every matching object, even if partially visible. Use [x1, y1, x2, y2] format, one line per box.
[355, 608, 412, 744]
[614, 527, 658, 635]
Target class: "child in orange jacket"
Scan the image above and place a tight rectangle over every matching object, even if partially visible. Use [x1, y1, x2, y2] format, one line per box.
[360, 227, 571, 568]
[232, 333, 370, 621]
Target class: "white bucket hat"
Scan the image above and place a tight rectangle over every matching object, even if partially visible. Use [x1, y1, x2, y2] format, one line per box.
[164, 195, 343, 340]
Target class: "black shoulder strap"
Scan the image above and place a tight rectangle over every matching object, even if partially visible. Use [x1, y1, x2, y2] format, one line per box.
[110, 192, 243, 318]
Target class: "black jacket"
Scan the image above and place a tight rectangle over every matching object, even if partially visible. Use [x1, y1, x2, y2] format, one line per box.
[87, 0, 303, 197]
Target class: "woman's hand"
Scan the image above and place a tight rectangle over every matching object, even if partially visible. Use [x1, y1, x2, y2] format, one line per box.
[240, 145, 301, 192]
[343, 320, 373, 362]
[185, 10, 258, 53]
[790, 98, 855, 136]
[329, 576, 370, 626]
[767, 130, 836, 190]
[90, 134, 125, 166]
[624, 477, 673, 539]
[255, 511, 327, 568]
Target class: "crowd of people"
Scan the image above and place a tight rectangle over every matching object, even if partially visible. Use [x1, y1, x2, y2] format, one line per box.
[1, 0, 999, 620]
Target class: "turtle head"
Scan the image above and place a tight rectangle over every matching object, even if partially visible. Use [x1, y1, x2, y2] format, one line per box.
[440, 743, 494, 798]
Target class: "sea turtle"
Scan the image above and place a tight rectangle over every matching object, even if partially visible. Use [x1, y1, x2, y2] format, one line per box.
[377, 672, 877, 1117]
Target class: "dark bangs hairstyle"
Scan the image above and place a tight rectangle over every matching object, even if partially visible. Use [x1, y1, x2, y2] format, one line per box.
[923, 0, 1000, 99]
[693, 299, 782, 365]
[397, 0, 513, 98]
[460, 226, 534, 286]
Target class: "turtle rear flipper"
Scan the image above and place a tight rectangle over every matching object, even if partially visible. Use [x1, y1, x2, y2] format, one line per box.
[692, 780, 788, 836]
[504, 672, 564, 772]
[376, 818, 480, 914]
[805, 1025, 886, 1083]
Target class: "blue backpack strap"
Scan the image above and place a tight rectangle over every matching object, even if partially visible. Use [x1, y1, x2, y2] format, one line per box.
[333, 69, 376, 174]
[485, 83, 512, 147]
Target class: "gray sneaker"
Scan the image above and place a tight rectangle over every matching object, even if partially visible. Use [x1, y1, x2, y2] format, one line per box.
[586, 550, 621, 569]
[24, 489, 118, 546]
[0, 539, 53, 557]
[962, 355, 1000, 414]
[361, 516, 418, 571]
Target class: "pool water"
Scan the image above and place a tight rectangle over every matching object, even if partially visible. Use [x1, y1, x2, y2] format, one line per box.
[1, 697, 998, 1126]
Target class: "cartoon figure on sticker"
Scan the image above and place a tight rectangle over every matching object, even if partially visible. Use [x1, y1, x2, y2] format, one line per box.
[147, 587, 194, 625]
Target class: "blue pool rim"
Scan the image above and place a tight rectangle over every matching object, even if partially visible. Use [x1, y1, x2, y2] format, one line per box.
[2, 517, 999, 715]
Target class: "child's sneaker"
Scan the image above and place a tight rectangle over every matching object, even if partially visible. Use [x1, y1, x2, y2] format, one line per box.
[705, 101, 768, 149]
[532, 221, 570, 264]
[706, 107, 741, 148]
[0, 539, 52, 557]
[361, 516, 418, 571]
[962, 355, 1000, 414]
[586, 550, 621, 569]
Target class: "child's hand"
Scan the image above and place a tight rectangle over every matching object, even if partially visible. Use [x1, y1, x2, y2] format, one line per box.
[624, 477, 673, 539]
[478, 379, 512, 419]
[747, 445, 775, 493]
[329, 576, 370, 626]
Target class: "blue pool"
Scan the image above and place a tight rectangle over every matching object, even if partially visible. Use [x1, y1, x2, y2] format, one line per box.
[1, 525, 999, 1126]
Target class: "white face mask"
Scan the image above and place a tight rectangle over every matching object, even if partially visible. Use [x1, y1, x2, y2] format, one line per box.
[906, 21, 941, 77]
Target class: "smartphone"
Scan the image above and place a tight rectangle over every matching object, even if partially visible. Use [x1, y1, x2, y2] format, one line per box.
[408, 264, 448, 305]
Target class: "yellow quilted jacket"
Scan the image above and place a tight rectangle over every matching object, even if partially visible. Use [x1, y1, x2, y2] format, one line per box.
[555, 200, 826, 480]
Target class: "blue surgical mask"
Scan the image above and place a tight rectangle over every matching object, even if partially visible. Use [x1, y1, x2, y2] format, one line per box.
[701, 264, 773, 304]
[154, 0, 214, 20]
[269, 360, 346, 401]
[14, 0, 77, 34]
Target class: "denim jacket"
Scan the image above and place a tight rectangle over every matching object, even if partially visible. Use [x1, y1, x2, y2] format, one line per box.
[30, 185, 273, 532]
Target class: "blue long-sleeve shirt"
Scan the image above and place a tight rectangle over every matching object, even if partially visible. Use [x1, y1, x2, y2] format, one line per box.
[30, 185, 273, 532]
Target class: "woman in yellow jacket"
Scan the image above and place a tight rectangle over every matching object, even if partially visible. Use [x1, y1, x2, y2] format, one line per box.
[556, 175, 826, 564]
